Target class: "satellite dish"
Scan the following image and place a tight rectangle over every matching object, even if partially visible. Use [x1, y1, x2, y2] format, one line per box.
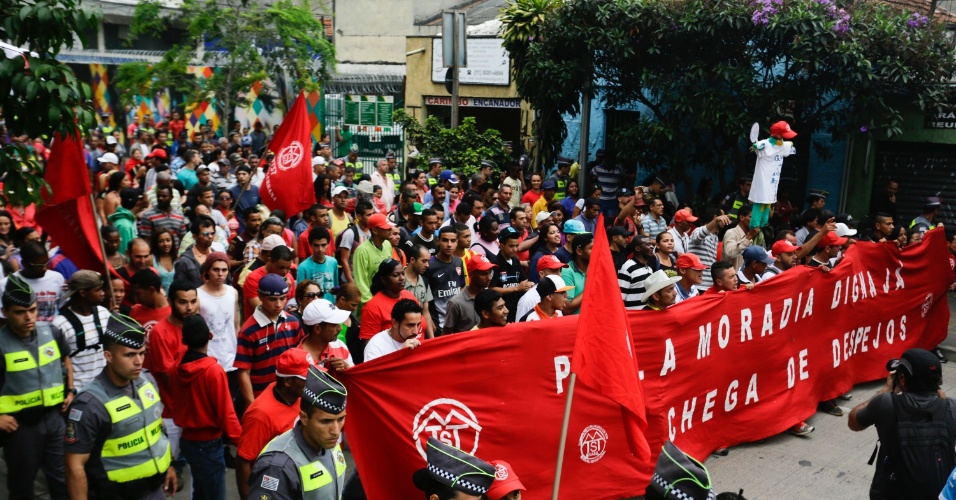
[749, 122, 760, 143]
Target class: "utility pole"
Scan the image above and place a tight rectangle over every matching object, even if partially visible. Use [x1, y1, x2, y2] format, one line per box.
[442, 11, 467, 128]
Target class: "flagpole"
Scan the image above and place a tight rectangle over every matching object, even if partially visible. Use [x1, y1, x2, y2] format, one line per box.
[90, 193, 116, 306]
[552, 372, 577, 500]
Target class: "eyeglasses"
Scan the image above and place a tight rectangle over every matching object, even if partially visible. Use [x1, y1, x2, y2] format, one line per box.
[303, 292, 322, 299]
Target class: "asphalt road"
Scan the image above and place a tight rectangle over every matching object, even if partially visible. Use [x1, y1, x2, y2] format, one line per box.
[4, 294, 956, 499]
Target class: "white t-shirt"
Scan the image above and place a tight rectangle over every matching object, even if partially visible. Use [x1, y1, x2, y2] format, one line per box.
[749, 139, 794, 204]
[364, 329, 405, 362]
[0, 271, 66, 322]
[198, 286, 238, 371]
[52, 305, 111, 391]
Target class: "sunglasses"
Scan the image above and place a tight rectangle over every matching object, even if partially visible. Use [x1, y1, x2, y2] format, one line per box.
[303, 292, 322, 299]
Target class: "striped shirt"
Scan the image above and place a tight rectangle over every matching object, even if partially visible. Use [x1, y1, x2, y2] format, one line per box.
[640, 214, 668, 240]
[137, 207, 188, 248]
[302, 339, 354, 371]
[235, 308, 303, 396]
[687, 225, 720, 290]
[590, 164, 622, 201]
[52, 306, 112, 391]
[618, 259, 654, 310]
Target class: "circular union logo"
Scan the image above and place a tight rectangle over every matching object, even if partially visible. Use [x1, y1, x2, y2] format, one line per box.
[579, 424, 608, 464]
[411, 398, 482, 460]
[922, 293, 935, 318]
[494, 464, 509, 480]
[274, 142, 304, 172]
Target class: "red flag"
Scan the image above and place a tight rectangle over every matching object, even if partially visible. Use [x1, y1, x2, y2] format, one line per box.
[35, 132, 106, 273]
[571, 215, 651, 461]
[259, 93, 317, 216]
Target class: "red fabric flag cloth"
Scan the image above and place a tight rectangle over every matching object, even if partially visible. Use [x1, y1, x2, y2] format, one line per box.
[572, 215, 651, 462]
[259, 93, 317, 216]
[35, 133, 106, 273]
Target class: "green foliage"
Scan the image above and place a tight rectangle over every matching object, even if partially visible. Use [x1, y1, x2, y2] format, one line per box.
[393, 109, 508, 177]
[114, 0, 334, 132]
[500, 0, 956, 179]
[0, 0, 101, 205]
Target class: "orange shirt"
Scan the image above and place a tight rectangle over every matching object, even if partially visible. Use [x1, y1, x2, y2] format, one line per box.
[237, 382, 300, 461]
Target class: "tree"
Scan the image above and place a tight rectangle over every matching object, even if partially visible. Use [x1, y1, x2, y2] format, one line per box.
[0, 0, 100, 205]
[500, 0, 956, 185]
[393, 109, 508, 177]
[114, 0, 334, 133]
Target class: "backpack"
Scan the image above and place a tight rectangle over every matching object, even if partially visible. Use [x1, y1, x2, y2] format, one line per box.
[61, 307, 104, 358]
[879, 395, 956, 499]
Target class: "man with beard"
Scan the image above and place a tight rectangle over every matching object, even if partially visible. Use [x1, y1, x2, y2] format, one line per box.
[762, 239, 801, 281]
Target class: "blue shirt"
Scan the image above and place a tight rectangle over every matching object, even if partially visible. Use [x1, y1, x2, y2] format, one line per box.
[296, 255, 339, 302]
[177, 167, 199, 191]
[573, 214, 597, 233]
[229, 183, 262, 233]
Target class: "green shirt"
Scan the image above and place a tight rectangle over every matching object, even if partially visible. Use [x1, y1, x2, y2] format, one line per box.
[561, 261, 587, 315]
[352, 238, 393, 303]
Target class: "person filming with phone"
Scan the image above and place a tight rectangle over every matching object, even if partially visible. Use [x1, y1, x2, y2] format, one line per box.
[848, 348, 956, 500]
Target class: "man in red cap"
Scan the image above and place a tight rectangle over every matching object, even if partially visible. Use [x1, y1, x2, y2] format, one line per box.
[443, 254, 496, 334]
[749, 120, 796, 229]
[762, 239, 801, 281]
[235, 347, 309, 499]
[487, 460, 527, 500]
[352, 212, 397, 305]
[674, 253, 706, 303]
[808, 231, 846, 271]
[515, 254, 568, 321]
[668, 208, 698, 255]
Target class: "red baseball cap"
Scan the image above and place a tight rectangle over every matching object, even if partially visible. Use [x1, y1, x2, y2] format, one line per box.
[147, 148, 167, 159]
[676, 253, 706, 270]
[367, 213, 396, 231]
[275, 348, 310, 380]
[536, 254, 569, 272]
[674, 209, 698, 223]
[771, 240, 801, 255]
[487, 460, 526, 500]
[817, 231, 847, 248]
[769, 121, 797, 139]
[466, 253, 497, 274]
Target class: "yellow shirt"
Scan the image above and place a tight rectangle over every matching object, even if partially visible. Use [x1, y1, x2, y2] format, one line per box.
[330, 211, 352, 241]
[531, 196, 550, 229]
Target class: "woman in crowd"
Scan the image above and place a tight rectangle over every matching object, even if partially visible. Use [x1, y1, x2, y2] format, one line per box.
[655, 231, 678, 277]
[0, 209, 16, 261]
[412, 170, 429, 203]
[448, 184, 462, 214]
[528, 222, 562, 283]
[560, 179, 580, 217]
[151, 228, 178, 293]
[124, 148, 145, 187]
[291, 280, 323, 322]
[359, 258, 421, 343]
[99, 171, 130, 223]
[8, 226, 41, 271]
[315, 175, 334, 208]
[522, 173, 543, 206]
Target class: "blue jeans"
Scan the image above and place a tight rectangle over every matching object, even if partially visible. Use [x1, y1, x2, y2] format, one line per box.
[180, 437, 225, 500]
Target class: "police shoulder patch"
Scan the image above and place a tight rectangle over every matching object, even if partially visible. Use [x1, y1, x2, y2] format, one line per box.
[260, 475, 279, 491]
[68, 408, 83, 422]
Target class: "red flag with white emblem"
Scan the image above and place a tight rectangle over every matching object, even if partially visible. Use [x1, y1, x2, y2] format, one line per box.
[259, 93, 317, 215]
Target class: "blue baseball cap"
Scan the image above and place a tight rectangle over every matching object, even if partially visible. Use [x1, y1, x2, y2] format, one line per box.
[743, 246, 775, 265]
[563, 219, 588, 235]
[440, 170, 459, 184]
[542, 179, 558, 190]
[258, 273, 290, 296]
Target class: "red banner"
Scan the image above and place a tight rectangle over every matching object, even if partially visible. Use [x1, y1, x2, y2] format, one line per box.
[259, 93, 317, 217]
[36, 133, 105, 273]
[340, 231, 953, 499]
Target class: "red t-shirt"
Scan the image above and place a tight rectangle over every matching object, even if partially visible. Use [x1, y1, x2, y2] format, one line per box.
[242, 267, 295, 318]
[130, 304, 171, 338]
[169, 119, 185, 139]
[144, 318, 186, 416]
[237, 382, 300, 461]
[297, 224, 337, 262]
[521, 190, 543, 206]
[358, 290, 422, 340]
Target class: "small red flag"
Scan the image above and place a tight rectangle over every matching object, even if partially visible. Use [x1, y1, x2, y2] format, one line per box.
[259, 93, 317, 216]
[36, 132, 106, 273]
[571, 215, 651, 461]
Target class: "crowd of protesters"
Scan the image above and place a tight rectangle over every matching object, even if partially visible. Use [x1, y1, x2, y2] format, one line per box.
[0, 109, 953, 500]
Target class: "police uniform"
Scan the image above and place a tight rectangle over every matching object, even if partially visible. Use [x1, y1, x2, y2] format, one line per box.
[549, 158, 573, 201]
[248, 367, 347, 500]
[0, 275, 70, 499]
[412, 437, 496, 498]
[384, 152, 402, 198]
[65, 313, 172, 500]
[426, 158, 443, 187]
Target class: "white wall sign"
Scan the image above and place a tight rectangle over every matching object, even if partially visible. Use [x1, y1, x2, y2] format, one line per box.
[431, 38, 510, 86]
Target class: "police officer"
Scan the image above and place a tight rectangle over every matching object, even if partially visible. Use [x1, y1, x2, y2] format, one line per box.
[412, 437, 496, 500]
[426, 158, 443, 187]
[0, 274, 74, 499]
[64, 313, 176, 499]
[344, 145, 363, 178]
[385, 151, 402, 198]
[248, 366, 348, 500]
[549, 157, 572, 201]
[720, 175, 753, 220]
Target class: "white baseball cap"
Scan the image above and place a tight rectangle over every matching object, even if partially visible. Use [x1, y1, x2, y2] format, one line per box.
[105, 136, 118, 145]
[535, 211, 553, 224]
[97, 152, 119, 164]
[312, 156, 327, 166]
[302, 299, 351, 326]
[331, 185, 350, 197]
[835, 222, 857, 237]
[260, 234, 288, 252]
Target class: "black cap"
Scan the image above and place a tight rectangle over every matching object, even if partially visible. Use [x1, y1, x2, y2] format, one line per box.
[103, 313, 147, 349]
[556, 157, 573, 167]
[648, 441, 716, 500]
[302, 366, 347, 414]
[480, 160, 496, 170]
[900, 348, 942, 391]
[570, 232, 595, 252]
[2, 274, 35, 308]
[608, 226, 635, 238]
[498, 226, 520, 243]
[235, 164, 252, 174]
[412, 437, 495, 496]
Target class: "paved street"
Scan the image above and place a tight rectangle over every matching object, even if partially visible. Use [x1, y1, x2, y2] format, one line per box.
[3, 294, 956, 499]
